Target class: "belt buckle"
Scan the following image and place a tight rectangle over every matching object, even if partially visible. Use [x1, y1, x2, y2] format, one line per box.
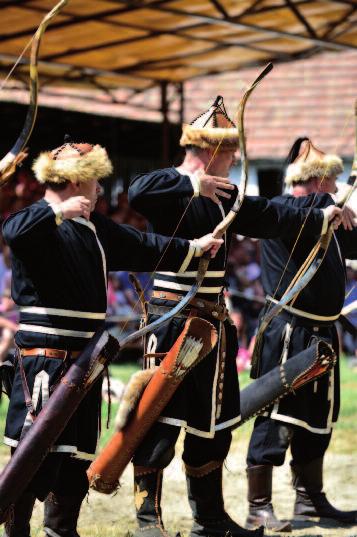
[196, 300, 205, 308]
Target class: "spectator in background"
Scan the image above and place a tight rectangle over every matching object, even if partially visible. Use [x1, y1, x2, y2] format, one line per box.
[0, 241, 19, 364]
[341, 264, 357, 363]
[226, 237, 265, 345]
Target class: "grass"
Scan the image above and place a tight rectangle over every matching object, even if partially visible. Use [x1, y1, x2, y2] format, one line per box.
[1, 356, 357, 536]
[1, 357, 357, 457]
[99, 356, 357, 452]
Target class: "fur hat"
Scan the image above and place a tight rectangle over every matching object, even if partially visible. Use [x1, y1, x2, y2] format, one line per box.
[180, 95, 238, 151]
[285, 138, 343, 185]
[32, 136, 113, 184]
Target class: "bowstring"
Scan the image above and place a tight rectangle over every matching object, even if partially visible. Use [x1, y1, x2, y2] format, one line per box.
[345, 282, 356, 301]
[114, 124, 229, 340]
[0, 36, 35, 93]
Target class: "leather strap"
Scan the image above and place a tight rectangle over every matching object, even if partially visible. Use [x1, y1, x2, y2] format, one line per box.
[151, 290, 229, 322]
[20, 348, 81, 360]
[267, 295, 339, 322]
[184, 460, 223, 477]
[17, 350, 35, 420]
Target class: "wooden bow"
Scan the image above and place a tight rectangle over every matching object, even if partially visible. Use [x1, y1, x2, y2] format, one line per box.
[0, 0, 68, 185]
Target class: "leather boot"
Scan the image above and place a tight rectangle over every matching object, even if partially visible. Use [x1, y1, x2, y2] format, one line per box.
[246, 465, 291, 532]
[43, 492, 84, 537]
[292, 457, 357, 524]
[3, 491, 35, 537]
[185, 460, 264, 537]
[132, 466, 179, 537]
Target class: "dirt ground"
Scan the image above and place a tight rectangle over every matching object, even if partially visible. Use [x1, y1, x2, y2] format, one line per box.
[25, 431, 357, 537]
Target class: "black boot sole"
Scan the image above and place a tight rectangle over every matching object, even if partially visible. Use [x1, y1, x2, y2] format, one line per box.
[246, 520, 292, 532]
[294, 513, 357, 525]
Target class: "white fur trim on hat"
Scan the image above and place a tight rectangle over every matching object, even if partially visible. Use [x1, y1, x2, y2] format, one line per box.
[285, 154, 343, 185]
[32, 145, 113, 184]
[180, 124, 238, 150]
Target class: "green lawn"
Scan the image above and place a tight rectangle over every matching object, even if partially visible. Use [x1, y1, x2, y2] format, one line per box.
[1, 357, 357, 536]
[99, 356, 357, 452]
[1, 356, 356, 457]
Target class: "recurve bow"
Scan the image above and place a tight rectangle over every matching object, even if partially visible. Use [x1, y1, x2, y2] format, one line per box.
[0, 0, 69, 185]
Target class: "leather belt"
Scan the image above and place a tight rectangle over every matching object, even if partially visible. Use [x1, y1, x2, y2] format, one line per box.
[20, 348, 81, 360]
[151, 290, 230, 322]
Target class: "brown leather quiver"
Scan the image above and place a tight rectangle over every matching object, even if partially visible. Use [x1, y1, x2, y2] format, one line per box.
[87, 316, 217, 494]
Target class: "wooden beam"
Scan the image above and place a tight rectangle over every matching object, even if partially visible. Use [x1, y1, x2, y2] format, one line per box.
[0, 0, 169, 43]
[238, 0, 264, 18]
[210, 0, 230, 19]
[322, 4, 357, 38]
[152, 5, 357, 51]
[0, 53, 154, 85]
[285, 0, 319, 38]
[41, 20, 282, 63]
[160, 81, 169, 166]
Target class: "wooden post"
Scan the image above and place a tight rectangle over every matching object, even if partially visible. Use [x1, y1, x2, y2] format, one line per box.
[160, 80, 169, 166]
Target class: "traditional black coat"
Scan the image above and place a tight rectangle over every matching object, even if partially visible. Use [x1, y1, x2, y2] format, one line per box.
[258, 192, 357, 434]
[128, 167, 325, 438]
[2, 198, 192, 458]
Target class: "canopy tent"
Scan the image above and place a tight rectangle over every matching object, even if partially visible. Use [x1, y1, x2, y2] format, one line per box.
[0, 0, 356, 165]
[0, 0, 356, 94]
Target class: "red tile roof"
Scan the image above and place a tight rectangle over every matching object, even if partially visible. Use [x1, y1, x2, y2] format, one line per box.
[184, 50, 357, 159]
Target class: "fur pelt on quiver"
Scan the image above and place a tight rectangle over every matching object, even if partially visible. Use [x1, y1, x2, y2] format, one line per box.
[115, 369, 156, 431]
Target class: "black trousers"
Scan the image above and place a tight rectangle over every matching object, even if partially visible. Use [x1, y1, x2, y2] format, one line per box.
[246, 416, 332, 467]
[15, 450, 90, 502]
[133, 422, 232, 468]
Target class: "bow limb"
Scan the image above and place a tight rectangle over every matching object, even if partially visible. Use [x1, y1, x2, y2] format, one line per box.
[120, 64, 274, 347]
[0, 0, 68, 185]
[342, 98, 357, 203]
[199, 62, 275, 243]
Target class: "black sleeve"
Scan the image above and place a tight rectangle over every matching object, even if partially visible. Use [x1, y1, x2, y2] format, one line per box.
[336, 227, 357, 260]
[128, 169, 194, 218]
[100, 216, 192, 272]
[232, 194, 324, 239]
[2, 203, 57, 247]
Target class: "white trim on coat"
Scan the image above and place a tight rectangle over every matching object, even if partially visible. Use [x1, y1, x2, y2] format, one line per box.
[153, 280, 223, 294]
[20, 306, 106, 319]
[19, 324, 95, 338]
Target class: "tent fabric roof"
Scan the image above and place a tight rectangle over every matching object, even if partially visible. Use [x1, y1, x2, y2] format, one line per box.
[0, 0, 357, 92]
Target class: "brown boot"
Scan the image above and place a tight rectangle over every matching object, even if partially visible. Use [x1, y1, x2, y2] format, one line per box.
[246, 465, 291, 532]
[292, 457, 357, 524]
[3, 491, 35, 537]
[185, 461, 264, 537]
